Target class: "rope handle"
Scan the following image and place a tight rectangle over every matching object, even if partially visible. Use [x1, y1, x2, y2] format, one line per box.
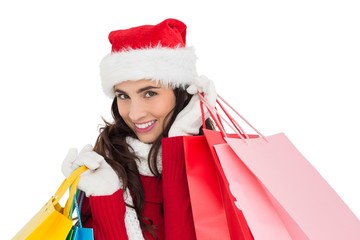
[70, 190, 85, 228]
[199, 93, 267, 141]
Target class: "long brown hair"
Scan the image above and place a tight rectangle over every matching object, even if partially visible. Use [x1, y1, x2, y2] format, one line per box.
[92, 86, 214, 233]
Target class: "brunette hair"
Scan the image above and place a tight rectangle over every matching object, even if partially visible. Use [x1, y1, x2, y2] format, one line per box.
[92, 86, 214, 235]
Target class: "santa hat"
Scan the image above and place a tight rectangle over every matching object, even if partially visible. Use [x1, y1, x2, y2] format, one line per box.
[100, 18, 198, 98]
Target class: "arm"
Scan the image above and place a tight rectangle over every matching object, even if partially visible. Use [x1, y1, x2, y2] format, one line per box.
[80, 189, 129, 240]
[161, 136, 196, 239]
[89, 189, 129, 240]
[62, 145, 138, 240]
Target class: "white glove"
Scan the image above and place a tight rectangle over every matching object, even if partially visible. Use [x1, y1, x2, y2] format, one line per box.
[186, 75, 217, 103]
[169, 75, 217, 137]
[62, 144, 122, 197]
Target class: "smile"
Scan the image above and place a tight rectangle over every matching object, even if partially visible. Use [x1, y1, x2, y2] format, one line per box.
[134, 120, 157, 133]
[135, 120, 156, 129]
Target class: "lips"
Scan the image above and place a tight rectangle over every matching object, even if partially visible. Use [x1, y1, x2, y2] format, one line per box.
[134, 120, 156, 133]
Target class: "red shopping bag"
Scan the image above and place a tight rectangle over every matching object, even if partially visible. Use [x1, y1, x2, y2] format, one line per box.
[182, 135, 253, 240]
[201, 129, 255, 239]
[162, 132, 253, 239]
[200, 94, 360, 240]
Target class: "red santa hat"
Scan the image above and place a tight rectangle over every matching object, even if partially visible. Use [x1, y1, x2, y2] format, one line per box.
[100, 18, 198, 98]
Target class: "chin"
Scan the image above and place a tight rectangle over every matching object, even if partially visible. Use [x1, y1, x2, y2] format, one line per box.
[136, 135, 157, 144]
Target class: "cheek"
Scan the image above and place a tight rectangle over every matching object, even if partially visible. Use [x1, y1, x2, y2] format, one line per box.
[156, 96, 176, 118]
[117, 101, 128, 118]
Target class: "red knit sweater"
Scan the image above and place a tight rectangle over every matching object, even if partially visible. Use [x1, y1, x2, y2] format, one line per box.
[80, 136, 196, 240]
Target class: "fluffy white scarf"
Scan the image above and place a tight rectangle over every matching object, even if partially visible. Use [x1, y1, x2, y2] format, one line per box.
[123, 137, 162, 239]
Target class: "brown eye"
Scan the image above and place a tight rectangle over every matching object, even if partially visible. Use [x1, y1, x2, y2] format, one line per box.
[116, 92, 129, 100]
[145, 91, 157, 98]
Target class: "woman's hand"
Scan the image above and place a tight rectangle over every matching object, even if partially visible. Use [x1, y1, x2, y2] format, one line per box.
[62, 144, 122, 196]
[169, 75, 217, 137]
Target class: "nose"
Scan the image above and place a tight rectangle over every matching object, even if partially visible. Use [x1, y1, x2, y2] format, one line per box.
[128, 99, 147, 122]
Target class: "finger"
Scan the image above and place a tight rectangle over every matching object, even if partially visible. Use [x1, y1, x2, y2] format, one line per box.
[61, 148, 78, 177]
[197, 75, 217, 107]
[76, 151, 103, 170]
[184, 94, 201, 117]
[186, 84, 198, 94]
[79, 144, 93, 154]
[195, 75, 206, 88]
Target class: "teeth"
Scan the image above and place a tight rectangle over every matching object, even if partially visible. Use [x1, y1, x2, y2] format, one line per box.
[135, 121, 155, 129]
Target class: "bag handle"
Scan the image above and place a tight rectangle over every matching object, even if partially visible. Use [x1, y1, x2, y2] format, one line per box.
[64, 176, 81, 218]
[52, 166, 88, 217]
[73, 190, 86, 228]
[199, 93, 267, 141]
[200, 93, 228, 137]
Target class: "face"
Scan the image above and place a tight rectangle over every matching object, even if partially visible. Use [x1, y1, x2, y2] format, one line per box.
[114, 79, 176, 143]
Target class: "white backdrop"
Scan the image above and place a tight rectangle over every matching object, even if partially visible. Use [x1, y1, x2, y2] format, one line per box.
[1, 0, 359, 238]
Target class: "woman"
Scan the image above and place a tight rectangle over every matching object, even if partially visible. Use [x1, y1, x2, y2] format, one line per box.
[61, 18, 217, 240]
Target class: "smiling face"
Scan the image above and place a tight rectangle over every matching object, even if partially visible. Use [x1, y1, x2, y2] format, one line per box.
[114, 79, 176, 143]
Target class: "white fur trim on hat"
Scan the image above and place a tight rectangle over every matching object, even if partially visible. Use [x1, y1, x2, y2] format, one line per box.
[100, 46, 198, 98]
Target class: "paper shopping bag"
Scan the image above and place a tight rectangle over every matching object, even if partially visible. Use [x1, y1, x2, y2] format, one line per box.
[224, 134, 360, 240]
[67, 225, 94, 240]
[68, 225, 94, 240]
[202, 129, 255, 240]
[214, 142, 294, 239]
[199, 93, 360, 240]
[66, 190, 94, 240]
[13, 166, 88, 240]
[182, 135, 253, 240]
[162, 135, 231, 239]
[201, 99, 292, 239]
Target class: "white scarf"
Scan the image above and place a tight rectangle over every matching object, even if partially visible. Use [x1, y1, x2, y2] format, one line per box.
[123, 137, 162, 239]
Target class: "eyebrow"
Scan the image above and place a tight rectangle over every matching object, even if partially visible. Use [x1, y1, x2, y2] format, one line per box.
[137, 86, 161, 93]
[114, 86, 161, 95]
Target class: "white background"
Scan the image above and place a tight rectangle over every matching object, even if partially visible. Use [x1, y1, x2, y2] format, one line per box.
[1, 0, 359, 238]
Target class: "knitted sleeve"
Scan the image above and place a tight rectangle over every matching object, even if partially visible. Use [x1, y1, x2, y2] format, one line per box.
[161, 136, 196, 240]
[89, 189, 129, 240]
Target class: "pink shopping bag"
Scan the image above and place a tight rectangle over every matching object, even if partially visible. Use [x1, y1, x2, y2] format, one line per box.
[199, 94, 360, 240]
[224, 134, 360, 240]
[214, 142, 294, 240]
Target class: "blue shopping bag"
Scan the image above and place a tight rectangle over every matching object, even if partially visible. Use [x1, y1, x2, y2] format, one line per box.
[66, 190, 94, 240]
